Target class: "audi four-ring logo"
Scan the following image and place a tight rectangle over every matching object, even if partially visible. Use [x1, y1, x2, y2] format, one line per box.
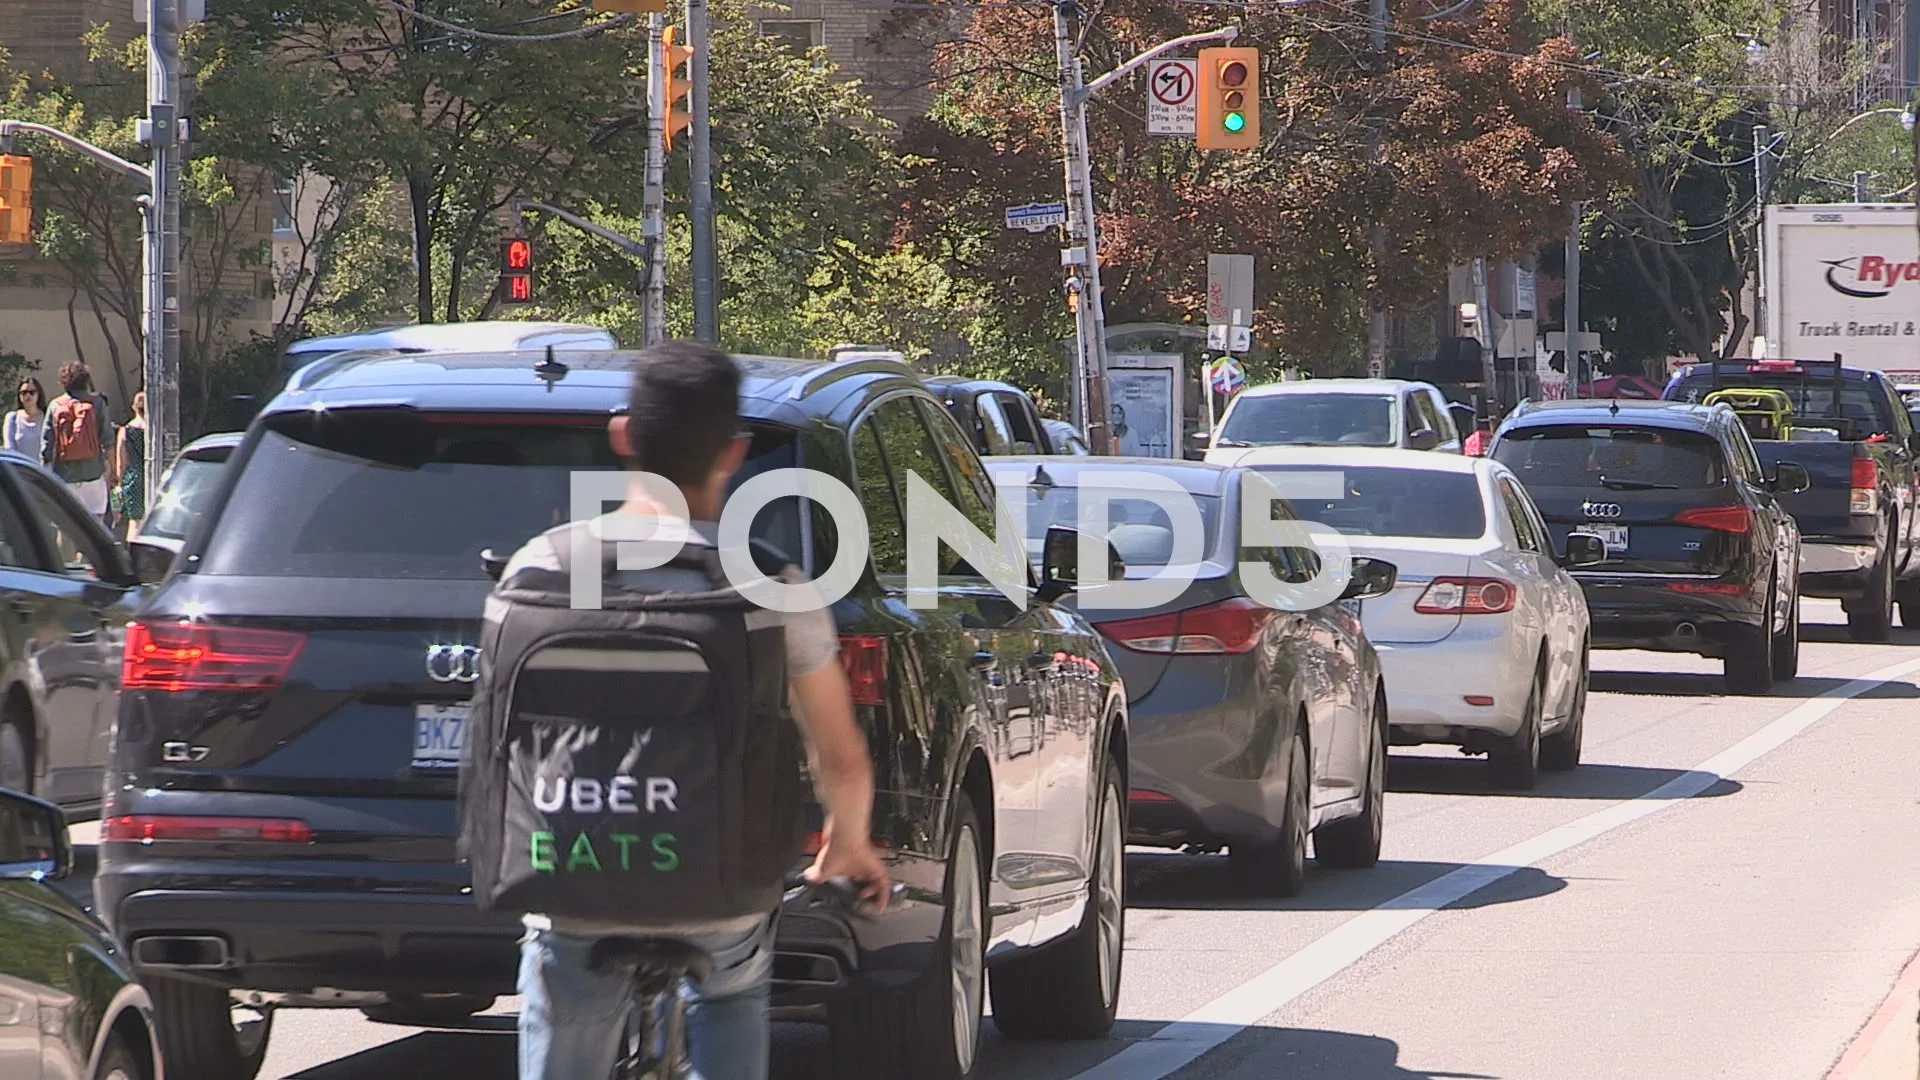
[1581, 502, 1624, 519]
[426, 644, 482, 683]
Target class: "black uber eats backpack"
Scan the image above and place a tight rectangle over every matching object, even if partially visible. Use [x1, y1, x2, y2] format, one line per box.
[458, 526, 808, 924]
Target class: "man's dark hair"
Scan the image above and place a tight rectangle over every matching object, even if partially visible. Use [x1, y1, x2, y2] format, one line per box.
[625, 341, 741, 486]
[56, 361, 92, 396]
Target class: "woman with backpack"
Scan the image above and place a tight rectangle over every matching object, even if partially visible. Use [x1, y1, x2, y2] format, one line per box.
[43, 361, 115, 523]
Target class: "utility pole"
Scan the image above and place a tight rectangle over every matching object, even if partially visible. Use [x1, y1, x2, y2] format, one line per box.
[643, 13, 667, 345]
[145, 0, 183, 514]
[686, 0, 717, 343]
[1853, 170, 1870, 201]
[1366, 0, 1387, 379]
[1754, 124, 1772, 357]
[1053, 6, 1237, 452]
[1564, 80, 1582, 394]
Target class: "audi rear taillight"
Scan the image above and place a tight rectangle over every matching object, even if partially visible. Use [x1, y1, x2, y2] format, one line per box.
[1852, 457, 1880, 515]
[1668, 581, 1747, 594]
[839, 635, 887, 706]
[122, 622, 306, 692]
[1674, 505, 1751, 533]
[1414, 578, 1515, 615]
[103, 815, 312, 844]
[1094, 597, 1275, 654]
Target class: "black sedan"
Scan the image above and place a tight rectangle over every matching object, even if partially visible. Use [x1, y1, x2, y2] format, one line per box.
[991, 456, 1397, 896]
[1490, 400, 1806, 694]
[0, 787, 162, 1078]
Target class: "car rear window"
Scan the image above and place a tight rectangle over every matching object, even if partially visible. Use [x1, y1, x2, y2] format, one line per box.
[1669, 374, 1889, 433]
[197, 409, 801, 580]
[1493, 425, 1726, 490]
[142, 454, 232, 542]
[1018, 487, 1222, 569]
[1218, 394, 1396, 447]
[1247, 466, 1486, 539]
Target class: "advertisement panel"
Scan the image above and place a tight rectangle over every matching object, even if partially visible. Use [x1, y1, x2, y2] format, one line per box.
[1764, 204, 1920, 371]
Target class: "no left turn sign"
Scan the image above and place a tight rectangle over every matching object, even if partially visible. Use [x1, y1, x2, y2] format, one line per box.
[1147, 58, 1198, 136]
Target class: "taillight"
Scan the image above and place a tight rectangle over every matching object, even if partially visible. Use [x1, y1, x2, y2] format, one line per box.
[1852, 458, 1880, 515]
[1673, 505, 1751, 533]
[839, 636, 887, 706]
[1094, 597, 1275, 654]
[103, 815, 312, 843]
[1668, 581, 1747, 594]
[122, 622, 306, 692]
[1414, 578, 1515, 615]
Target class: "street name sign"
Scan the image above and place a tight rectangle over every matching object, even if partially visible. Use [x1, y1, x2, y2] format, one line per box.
[1006, 202, 1069, 233]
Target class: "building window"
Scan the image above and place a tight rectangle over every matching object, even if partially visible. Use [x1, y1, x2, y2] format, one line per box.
[759, 19, 824, 54]
[272, 175, 296, 237]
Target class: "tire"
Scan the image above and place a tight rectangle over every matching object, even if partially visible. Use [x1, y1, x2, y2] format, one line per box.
[0, 713, 28, 794]
[990, 760, 1124, 1039]
[1898, 576, 1920, 629]
[360, 993, 495, 1027]
[95, 1035, 149, 1080]
[1488, 662, 1543, 790]
[149, 975, 272, 1080]
[1724, 619, 1775, 696]
[1314, 693, 1385, 869]
[1229, 721, 1309, 898]
[1540, 640, 1587, 773]
[829, 796, 986, 1080]
[1848, 541, 1895, 642]
[1771, 585, 1801, 681]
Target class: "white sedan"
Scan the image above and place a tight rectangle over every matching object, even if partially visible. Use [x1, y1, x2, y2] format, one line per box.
[1237, 447, 1602, 789]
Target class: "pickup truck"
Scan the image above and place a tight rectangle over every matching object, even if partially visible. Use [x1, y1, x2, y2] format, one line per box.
[1665, 358, 1920, 641]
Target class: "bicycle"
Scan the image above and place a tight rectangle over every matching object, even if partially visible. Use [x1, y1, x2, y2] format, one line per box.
[593, 877, 888, 1080]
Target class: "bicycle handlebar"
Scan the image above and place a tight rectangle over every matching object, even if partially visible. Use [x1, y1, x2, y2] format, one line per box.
[789, 875, 903, 919]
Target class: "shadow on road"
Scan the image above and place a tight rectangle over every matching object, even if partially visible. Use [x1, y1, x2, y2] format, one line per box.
[1183, 1024, 1499, 1079]
[1386, 757, 1741, 800]
[1125, 854, 1564, 913]
[1589, 671, 1920, 699]
[1800, 623, 1920, 646]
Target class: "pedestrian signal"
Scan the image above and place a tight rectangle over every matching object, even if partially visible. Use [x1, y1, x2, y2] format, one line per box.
[501, 238, 534, 304]
[1196, 48, 1260, 151]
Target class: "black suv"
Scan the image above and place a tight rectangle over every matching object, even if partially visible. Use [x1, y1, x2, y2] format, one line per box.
[1490, 400, 1806, 694]
[97, 350, 1129, 1080]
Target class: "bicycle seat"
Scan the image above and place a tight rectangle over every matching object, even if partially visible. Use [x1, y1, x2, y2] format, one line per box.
[587, 937, 714, 984]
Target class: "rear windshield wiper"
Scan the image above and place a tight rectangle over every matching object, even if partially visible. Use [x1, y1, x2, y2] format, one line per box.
[1597, 474, 1678, 490]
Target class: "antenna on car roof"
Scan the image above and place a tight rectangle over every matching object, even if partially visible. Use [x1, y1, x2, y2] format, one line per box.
[1609, 400, 1620, 416]
[535, 345, 568, 392]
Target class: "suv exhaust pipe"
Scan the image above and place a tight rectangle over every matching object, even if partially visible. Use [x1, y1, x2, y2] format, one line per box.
[1675, 622, 1699, 639]
[132, 935, 231, 970]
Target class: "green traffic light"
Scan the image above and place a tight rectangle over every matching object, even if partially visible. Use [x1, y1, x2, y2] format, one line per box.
[1223, 112, 1247, 133]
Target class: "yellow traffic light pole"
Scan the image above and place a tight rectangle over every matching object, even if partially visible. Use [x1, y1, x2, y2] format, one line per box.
[1052, 13, 1241, 453]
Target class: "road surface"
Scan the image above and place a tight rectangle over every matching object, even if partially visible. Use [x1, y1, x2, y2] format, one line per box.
[69, 599, 1920, 1080]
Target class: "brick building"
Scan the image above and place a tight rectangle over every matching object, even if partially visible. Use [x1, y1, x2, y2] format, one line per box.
[749, 0, 940, 126]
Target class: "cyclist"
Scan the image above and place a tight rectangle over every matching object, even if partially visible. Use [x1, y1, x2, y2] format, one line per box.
[501, 341, 891, 1079]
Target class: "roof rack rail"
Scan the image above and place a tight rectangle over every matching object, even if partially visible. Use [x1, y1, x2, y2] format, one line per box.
[793, 354, 914, 399]
[827, 343, 906, 363]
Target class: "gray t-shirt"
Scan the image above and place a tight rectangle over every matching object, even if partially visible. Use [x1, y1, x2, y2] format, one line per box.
[503, 514, 838, 937]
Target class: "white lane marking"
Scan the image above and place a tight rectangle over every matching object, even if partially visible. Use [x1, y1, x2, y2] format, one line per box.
[1073, 655, 1920, 1080]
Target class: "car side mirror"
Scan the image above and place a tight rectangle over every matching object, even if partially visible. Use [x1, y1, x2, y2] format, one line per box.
[0, 789, 70, 881]
[1563, 532, 1608, 567]
[1187, 431, 1211, 456]
[1407, 428, 1442, 451]
[1769, 461, 1811, 494]
[480, 548, 509, 583]
[1036, 525, 1123, 604]
[127, 538, 175, 586]
[1340, 557, 1397, 600]
[1906, 431, 1920, 455]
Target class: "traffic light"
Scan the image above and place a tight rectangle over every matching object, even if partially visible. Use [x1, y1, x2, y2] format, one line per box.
[593, 0, 669, 11]
[662, 25, 694, 152]
[1196, 47, 1260, 151]
[500, 237, 534, 305]
[0, 155, 31, 245]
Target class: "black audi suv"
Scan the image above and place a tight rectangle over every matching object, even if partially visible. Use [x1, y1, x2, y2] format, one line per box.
[96, 350, 1129, 1080]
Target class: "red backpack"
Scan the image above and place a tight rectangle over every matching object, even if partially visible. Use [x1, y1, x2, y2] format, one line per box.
[51, 396, 101, 463]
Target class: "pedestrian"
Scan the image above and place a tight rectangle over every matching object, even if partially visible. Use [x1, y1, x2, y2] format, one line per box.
[3, 378, 48, 461]
[116, 391, 147, 536]
[43, 362, 114, 523]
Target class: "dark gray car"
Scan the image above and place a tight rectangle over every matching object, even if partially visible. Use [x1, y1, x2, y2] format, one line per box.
[989, 456, 1395, 897]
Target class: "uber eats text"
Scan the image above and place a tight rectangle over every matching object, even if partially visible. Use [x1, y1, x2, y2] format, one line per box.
[529, 775, 682, 874]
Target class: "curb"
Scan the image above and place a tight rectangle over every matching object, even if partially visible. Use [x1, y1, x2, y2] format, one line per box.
[1829, 948, 1920, 1080]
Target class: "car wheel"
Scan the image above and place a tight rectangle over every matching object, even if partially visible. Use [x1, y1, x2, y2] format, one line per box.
[1724, 599, 1776, 695]
[1847, 540, 1895, 642]
[1541, 640, 1587, 773]
[149, 976, 272, 1080]
[1314, 692, 1385, 869]
[830, 794, 986, 1080]
[360, 993, 495, 1027]
[1898, 576, 1920, 628]
[0, 712, 28, 794]
[1229, 721, 1309, 897]
[1489, 661, 1543, 790]
[95, 1035, 149, 1080]
[1771, 586, 1801, 681]
[990, 758, 1124, 1039]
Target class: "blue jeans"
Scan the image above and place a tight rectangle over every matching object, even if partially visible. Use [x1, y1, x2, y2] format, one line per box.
[517, 918, 773, 1080]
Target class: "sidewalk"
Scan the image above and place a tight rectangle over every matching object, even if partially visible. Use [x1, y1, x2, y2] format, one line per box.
[1830, 949, 1920, 1080]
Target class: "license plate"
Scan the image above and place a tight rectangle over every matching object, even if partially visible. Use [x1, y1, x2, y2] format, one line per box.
[412, 703, 470, 770]
[1587, 525, 1629, 554]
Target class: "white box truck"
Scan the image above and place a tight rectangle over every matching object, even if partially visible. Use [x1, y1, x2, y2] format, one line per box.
[1762, 203, 1920, 376]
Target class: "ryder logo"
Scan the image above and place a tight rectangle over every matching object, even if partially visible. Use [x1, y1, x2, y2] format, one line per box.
[1824, 255, 1920, 299]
